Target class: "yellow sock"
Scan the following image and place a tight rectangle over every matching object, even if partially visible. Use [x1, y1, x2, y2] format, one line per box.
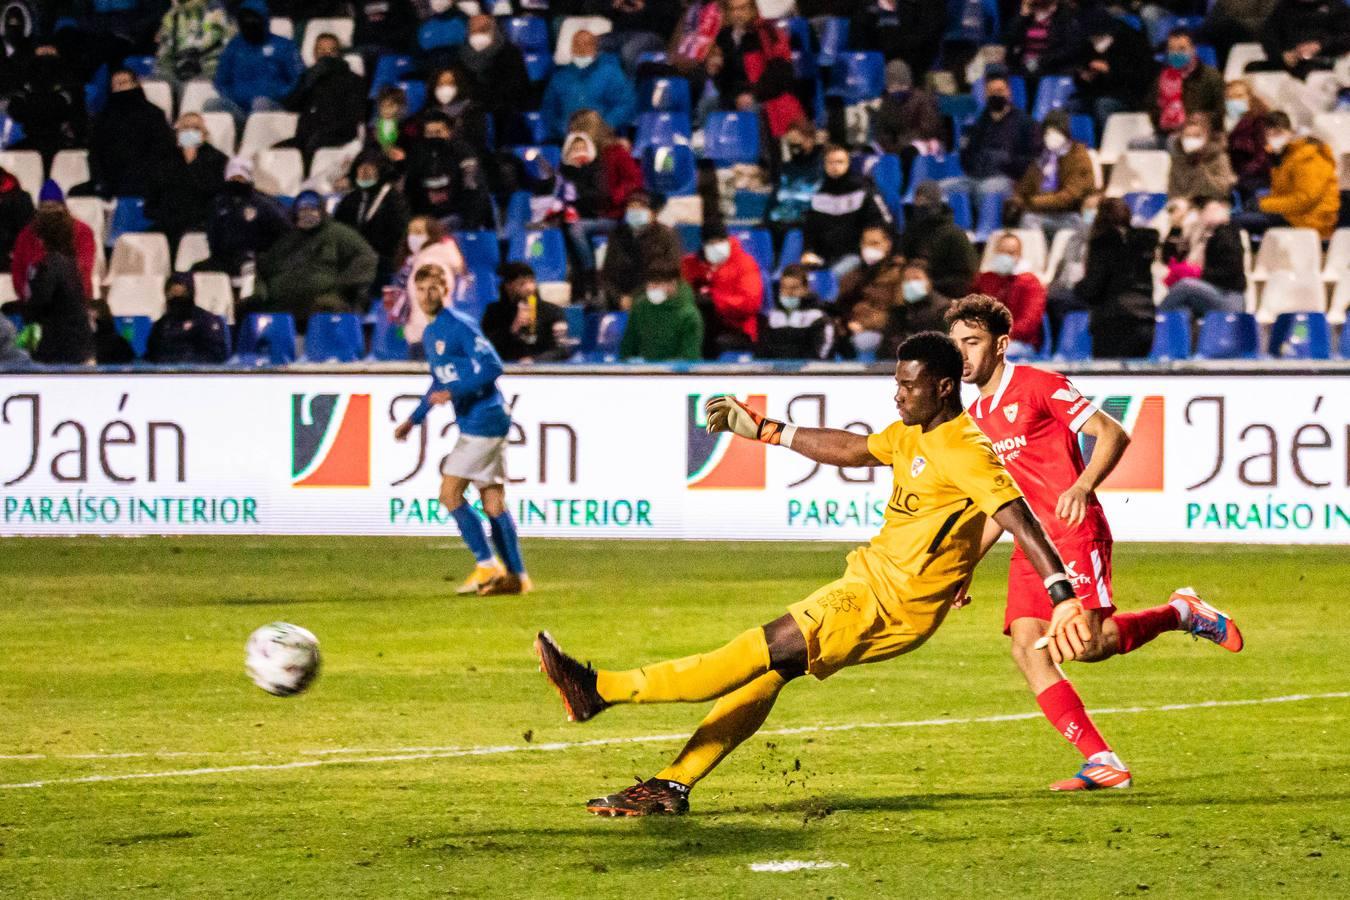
[656, 671, 788, 787]
[595, 627, 770, 704]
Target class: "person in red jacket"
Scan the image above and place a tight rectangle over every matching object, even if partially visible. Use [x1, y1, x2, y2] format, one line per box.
[10, 180, 96, 302]
[971, 231, 1047, 356]
[680, 220, 764, 358]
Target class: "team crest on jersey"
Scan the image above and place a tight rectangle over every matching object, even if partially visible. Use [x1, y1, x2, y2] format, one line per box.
[1003, 402, 1019, 423]
[434, 340, 446, 355]
[911, 456, 927, 478]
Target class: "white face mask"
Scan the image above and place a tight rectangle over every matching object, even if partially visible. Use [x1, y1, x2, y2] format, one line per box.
[991, 253, 1017, 275]
[572, 55, 595, 69]
[1043, 129, 1067, 152]
[407, 233, 428, 254]
[1181, 135, 1206, 154]
[860, 245, 886, 266]
[468, 32, 493, 51]
[646, 286, 669, 304]
[435, 85, 458, 105]
[704, 240, 731, 265]
[1268, 133, 1291, 154]
[429, 0, 453, 12]
[1092, 36, 1113, 54]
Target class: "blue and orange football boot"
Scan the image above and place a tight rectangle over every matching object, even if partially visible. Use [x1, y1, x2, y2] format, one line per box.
[1170, 587, 1244, 652]
[1049, 756, 1133, 792]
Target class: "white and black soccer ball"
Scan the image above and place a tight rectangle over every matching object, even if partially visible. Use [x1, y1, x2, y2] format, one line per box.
[245, 622, 321, 696]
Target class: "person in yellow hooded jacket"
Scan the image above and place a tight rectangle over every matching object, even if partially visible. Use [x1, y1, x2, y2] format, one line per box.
[1234, 111, 1339, 239]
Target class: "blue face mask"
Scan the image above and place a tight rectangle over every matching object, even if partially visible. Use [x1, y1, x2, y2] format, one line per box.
[1225, 99, 1248, 120]
[624, 208, 651, 229]
[779, 293, 802, 311]
[1082, 207, 1097, 227]
[1167, 51, 1192, 70]
[902, 279, 927, 303]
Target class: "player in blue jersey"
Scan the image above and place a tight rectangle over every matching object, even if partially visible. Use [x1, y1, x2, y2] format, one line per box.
[394, 264, 530, 596]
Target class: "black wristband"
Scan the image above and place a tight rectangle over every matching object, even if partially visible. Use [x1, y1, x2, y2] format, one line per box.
[1048, 578, 1077, 606]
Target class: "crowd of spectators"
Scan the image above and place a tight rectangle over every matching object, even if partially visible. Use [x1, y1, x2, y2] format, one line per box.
[0, 0, 1347, 368]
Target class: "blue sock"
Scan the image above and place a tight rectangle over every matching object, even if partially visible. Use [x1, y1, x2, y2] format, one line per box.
[450, 504, 494, 565]
[489, 512, 525, 575]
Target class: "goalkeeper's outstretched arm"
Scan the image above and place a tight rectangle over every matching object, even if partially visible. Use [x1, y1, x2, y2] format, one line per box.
[704, 395, 883, 468]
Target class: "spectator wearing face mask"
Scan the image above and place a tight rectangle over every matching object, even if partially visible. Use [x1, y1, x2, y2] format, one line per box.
[0, 2, 36, 96]
[334, 151, 410, 290]
[952, 71, 1039, 213]
[210, 0, 304, 125]
[600, 0, 682, 77]
[758, 263, 833, 360]
[278, 32, 366, 167]
[7, 44, 88, 168]
[481, 262, 570, 364]
[767, 117, 824, 231]
[155, 0, 234, 86]
[387, 215, 465, 348]
[1254, 0, 1350, 80]
[620, 256, 703, 361]
[403, 111, 492, 229]
[836, 224, 904, 321]
[600, 190, 684, 310]
[1075, 196, 1158, 359]
[1010, 110, 1095, 234]
[415, 66, 491, 160]
[10, 181, 97, 303]
[145, 113, 229, 258]
[202, 156, 290, 280]
[1141, 28, 1224, 148]
[1003, 0, 1083, 77]
[801, 144, 891, 278]
[1160, 199, 1248, 319]
[85, 68, 177, 199]
[849, 0, 948, 80]
[1167, 114, 1237, 201]
[1072, 11, 1156, 130]
[455, 15, 535, 134]
[1223, 80, 1270, 202]
[370, 86, 409, 161]
[972, 231, 1047, 356]
[899, 180, 979, 299]
[869, 60, 944, 182]
[90, 299, 136, 365]
[146, 273, 230, 364]
[541, 30, 638, 141]
[681, 220, 763, 357]
[1233, 111, 1339, 238]
[250, 190, 378, 330]
[1045, 190, 1101, 334]
[847, 258, 951, 361]
[569, 109, 643, 219]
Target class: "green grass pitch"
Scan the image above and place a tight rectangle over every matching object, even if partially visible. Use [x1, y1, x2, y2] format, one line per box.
[2, 537, 1347, 898]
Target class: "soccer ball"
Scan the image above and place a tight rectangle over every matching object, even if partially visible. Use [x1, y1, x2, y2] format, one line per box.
[245, 622, 321, 696]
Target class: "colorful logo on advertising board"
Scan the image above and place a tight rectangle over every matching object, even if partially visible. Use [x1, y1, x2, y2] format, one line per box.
[1091, 394, 1165, 491]
[686, 394, 767, 489]
[291, 394, 371, 487]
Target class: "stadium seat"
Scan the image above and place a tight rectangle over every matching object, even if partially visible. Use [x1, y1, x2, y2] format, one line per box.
[49, 150, 90, 195]
[643, 144, 698, 196]
[113, 315, 152, 359]
[1257, 270, 1326, 324]
[595, 310, 627, 357]
[948, 191, 974, 232]
[308, 143, 361, 193]
[369, 53, 415, 95]
[301, 17, 355, 66]
[553, 16, 612, 66]
[562, 304, 585, 345]
[1106, 150, 1170, 196]
[973, 75, 1027, 111]
[945, 0, 1001, 43]
[905, 153, 963, 201]
[369, 315, 409, 361]
[1196, 312, 1260, 360]
[172, 232, 210, 273]
[973, 191, 1008, 244]
[1098, 112, 1153, 165]
[505, 16, 549, 52]
[343, 52, 364, 78]
[501, 190, 532, 233]
[1053, 311, 1092, 361]
[511, 144, 561, 172]
[108, 232, 171, 281]
[107, 197, 151, 247]
[179, 78, 219, 114]
[455, 230, 501, 272]
[1245, 71, 1293, 110]
[640, 76, 692, 114]
[508, 229, 567, 283]
[304, 312, 364, 362]
[1268, 311, 1331, 359]
[522, 52, 551, 83]
[106, 274, 167, 319]
[1313, 112, 1350, 160]
[238, 112, 299, 157]
[830, 52, 884, 104]
[270, 16, 294, 40]
[200, 112, 236, 155]
[1124, 191, 1168, 224]
[1068, 114, 1096, 149]
[674, 223, 703, 253]
[1149, 310, 1191, 362]
[703, 112, 760, 166]
[253, 148, 304, 197]
[1031, 76, 1075, 121]
[66, 196, 107, 251]
[418, 16, 465, 52]
[863, 153, 903, 222]
[193, 271, 234, 323]
[1224, 42, 1267, 81]
[1252, 227, 1323, 281]
[141, 79, 174, 122]
[236, 312, 298, 365]
[1322, 228, 1350, 284]
[122, 55, 157, 79]
[0, 112, 24, 149]
[775, 16, 816, 67]
[634, 112, 692, 155]
[456, 268, 498, 322]
[729, 228, 773, 274]
[0, 150, 42, 202]
[398, 79, 427, 116]
[808, 269, 839, 303]
[813, 17, 850, 68]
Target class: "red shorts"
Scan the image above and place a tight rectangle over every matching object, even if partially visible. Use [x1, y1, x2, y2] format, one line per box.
[1005, 539, 1115, 634]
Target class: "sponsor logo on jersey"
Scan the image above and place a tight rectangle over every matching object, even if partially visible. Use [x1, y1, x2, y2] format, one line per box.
[910, 456, 927, 478]
[1064, 560, 1091, 587]
[1003, 402, 1019, 423]
[686, 394, 768, 489]
[291, 393, 371, 487]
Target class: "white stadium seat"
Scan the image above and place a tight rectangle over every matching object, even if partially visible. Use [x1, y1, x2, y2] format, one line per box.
[979, 228, 1048, 279]
[301, 17, 355, 66]
[179, 78, 220, 114]
[270, 16, 294, 40]
[0, 150, 43, 202]
[343, 52, 365, 78]
[0, 276, 16, 304]
[1321, 228, 1350, 284]
[49, 150, 90, 195]
[1257, 270, 1327, 323]
[1328, 276, 1350, 325]
[200, 112, 237, 155]
[174, 232, 210, 272]
[1245, 71, 1295, 110]
[107, 232, 172, 282]
[193, 271, 235, 323]
[254, 148, 304, 197]
[142, 79, 174, 122]
[308, 141, 361, 193]
[65, 196, 107, 248]
[1043, 227, 1076, 284]
[553, 16, 612, 66]
[1224, 43, 1267, 82]
[238, 111, 298, 157]
[106, 274, 168, 319]
[1098, 113, 1153, 166]
[1105, 150, 1170, 196]
[1252, 227, 1323, 281]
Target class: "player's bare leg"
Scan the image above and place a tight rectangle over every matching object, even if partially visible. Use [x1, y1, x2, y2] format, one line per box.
[476, 484, 530, 595]
[438, 475, 502, 594]
[1010, 616, 1131, 792]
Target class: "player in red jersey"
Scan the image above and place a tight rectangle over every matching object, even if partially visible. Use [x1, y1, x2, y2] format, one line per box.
[946, 296, 1243, 792]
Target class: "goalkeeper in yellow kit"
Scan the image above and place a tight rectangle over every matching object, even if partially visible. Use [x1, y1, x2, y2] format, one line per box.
[534, 333, 1097, 816]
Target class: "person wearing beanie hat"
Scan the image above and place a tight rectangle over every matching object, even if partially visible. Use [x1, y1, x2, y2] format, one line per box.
[248, 188, 378, 330]
[870, 59, 944, 173]
[1010, 109, 1096, 234]
[146, 273, 230, 364]
[8, 179, 97, 303]
[38, 179, 64, 205]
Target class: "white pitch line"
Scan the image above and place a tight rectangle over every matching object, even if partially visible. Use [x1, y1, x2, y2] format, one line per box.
[2, 691, 1345, 791]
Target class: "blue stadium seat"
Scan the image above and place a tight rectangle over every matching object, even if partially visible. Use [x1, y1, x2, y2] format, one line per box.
[563, 305, 585, 345]
[369, 316, 409, 361]
[121, 55, 156, 79]
[1054, 311, 1093, 361]
[864, 153, 904, 222]
[1196, 44, 1218, 68]
[1032, 76, 1075, 121]
[948, 190, 974, 231]
[904, 154, 963, 201]
[1196, 312, 1260, 360]
[304, 313, 364, 362]
[107, 197, 150, 247]
[945, 0, 1001, 43]
[1124, 191, 1168, 223]
[370, 54, 415, 95]
[596, 310, 627, 357]
[1149, 310, 1191, 361]
[808, 269, 838, 303]
[1069, 113, 1096, 148]
[1117, 13, 1144, 32]
[1341, 321, 1350, 359]
[636, 50, 667, 68]
[236, 313, 298, 366]
[813, 17, 850, 68]
[398, 80, 426, 116]
[973, 75, 1027, 111]
[639, 76, 692, 113]
[516, 111, 547, 144]
[455, 230, 501, 272]
[511, 144, 561, 171]
[734, 189, 770, 220]
[776, 16, 817, 77]
[1268, 312, 1331, 360]
[973, 190, 1008, 243]
[634, 112, 692, 155]
[830, 52, 885, 104]
[0, 112, 25, 149]
[523, 52, 551, 83]
[113, 315, 151, 359]
[502, 190, 532, 234]
[418, 16, 466, 52]
[717, 350, 755, 363]
[730, 228, 773, 273]
[508, 229, 567, 282]
[643, 144, 698, 196]
[703, 112, 760, 165]
[504, 16, 549, 52]
[776, 229, 804, 275]
[455, 269, 497, 322]
[675, 223, 703, 253]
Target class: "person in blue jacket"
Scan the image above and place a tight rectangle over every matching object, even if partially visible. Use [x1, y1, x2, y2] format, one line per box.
[393, 263, 531, 597]
[540, 29, 636, 141]
[209, 0, 303, 124]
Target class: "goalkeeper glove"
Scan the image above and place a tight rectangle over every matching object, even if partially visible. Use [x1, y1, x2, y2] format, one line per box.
[704, 395, 794, 446]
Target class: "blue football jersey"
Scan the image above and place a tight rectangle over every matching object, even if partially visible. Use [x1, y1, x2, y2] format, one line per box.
[411, 308, 512, 437]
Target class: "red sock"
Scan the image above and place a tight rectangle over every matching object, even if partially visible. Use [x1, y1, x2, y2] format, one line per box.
[1036, 679, 1110, 760]
[1112, 604, 1181, 654]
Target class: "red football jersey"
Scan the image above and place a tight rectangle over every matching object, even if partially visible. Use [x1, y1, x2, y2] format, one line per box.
[967, 363, 1112, 545]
